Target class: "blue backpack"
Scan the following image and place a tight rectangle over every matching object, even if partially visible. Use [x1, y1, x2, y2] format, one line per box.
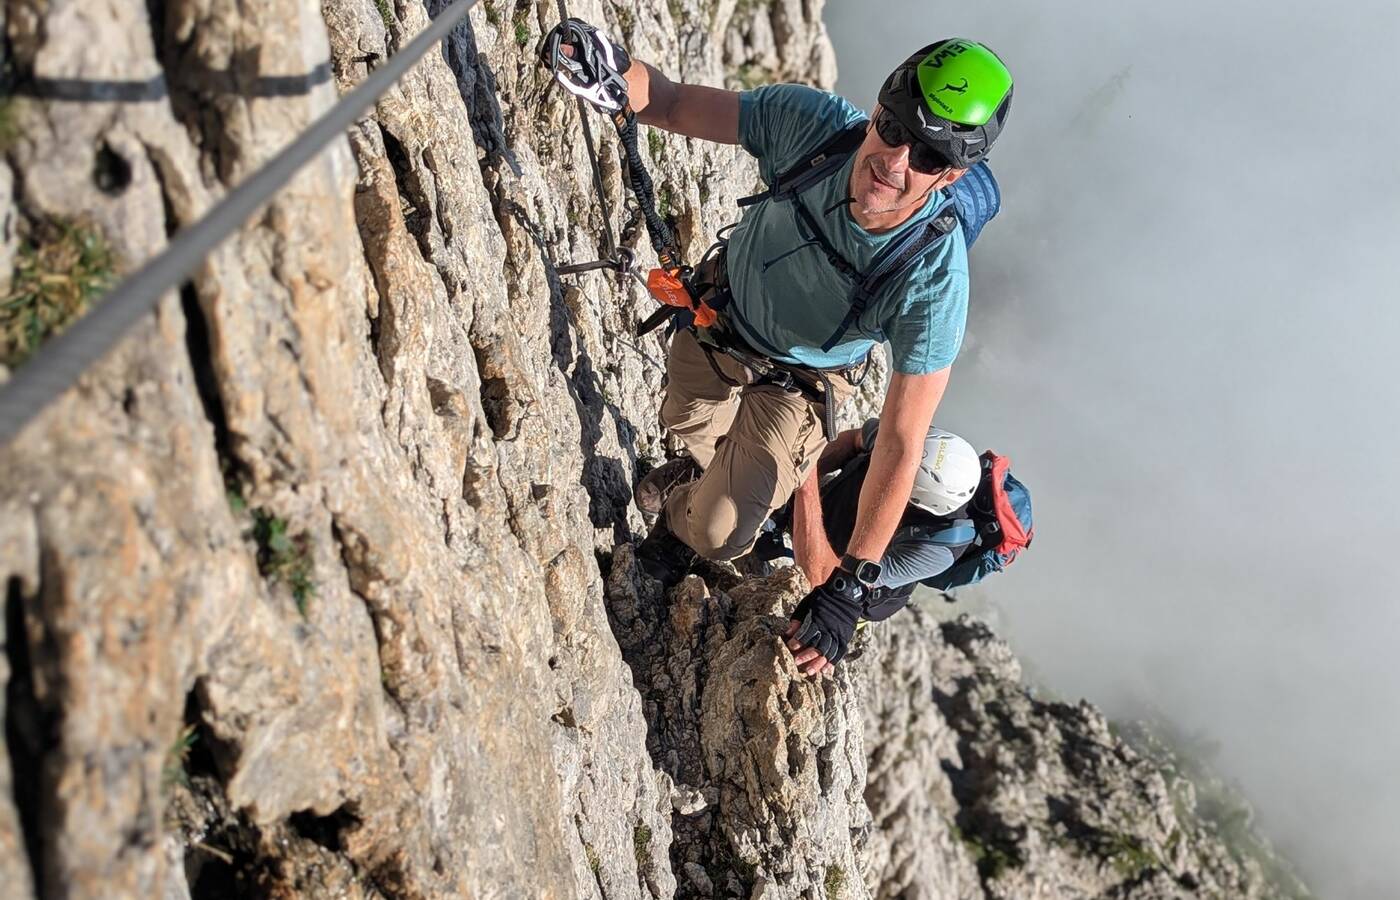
[737, 121, 1001, 351]
[921, 452, 1033, 592]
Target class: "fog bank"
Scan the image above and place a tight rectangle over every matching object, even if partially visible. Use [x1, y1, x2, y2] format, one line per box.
[825, 1, 1400, 897]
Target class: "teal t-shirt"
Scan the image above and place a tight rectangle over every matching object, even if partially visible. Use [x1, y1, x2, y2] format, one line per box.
[728, 84, 969, 374]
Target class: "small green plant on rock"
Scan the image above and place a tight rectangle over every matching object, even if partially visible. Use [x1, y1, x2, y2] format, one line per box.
[648, 129, 665, 163]
[824, 864, 846, 898]
[224, 467, 248, 515]
[615, 6, 635, 35]
[950, 821, 1021, 880]
[162, 724, 198, 793]
[730, 62, 769, 91]
[482, 0, 502, 28]
[0, 98, 21, 151]
[252, 509, 315, 617]
[373, 0, 394, 28]
[658, 184, 676, 223]
[514, 21, 530, 47]
[2, 220, 117, 368]
[632, 823, 652, 866]
[1099, 831, 1161, 879]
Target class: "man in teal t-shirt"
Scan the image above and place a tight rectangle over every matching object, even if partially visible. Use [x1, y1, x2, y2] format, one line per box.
[541, 23, 1014, 675]
[727, 83, 969, 376]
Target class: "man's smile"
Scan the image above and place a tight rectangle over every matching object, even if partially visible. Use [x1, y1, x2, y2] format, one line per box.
[868, 159, 905, 192]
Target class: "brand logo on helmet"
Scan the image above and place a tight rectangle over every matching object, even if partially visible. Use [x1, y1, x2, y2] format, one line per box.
[938, 78, 970, 94]
[920, 41, 970, 71]
[916, 106, 945, 132]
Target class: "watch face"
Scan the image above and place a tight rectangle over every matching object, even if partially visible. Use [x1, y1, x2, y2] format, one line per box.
[854, 559, 882, 587]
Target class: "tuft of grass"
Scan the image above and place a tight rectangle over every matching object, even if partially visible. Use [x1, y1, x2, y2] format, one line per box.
[0, 98, 21, 151]
[514, 21, 530, 47]
[373, 0, 393, 29]
[615, 7, 635, 35]
[658, 184, 676, 223]
[730, 62, 768, 91]
[251, 509, 315, 617]
[1, 220, 118, 368]
[1097, 831, 1161, 879]
[161, 724, 198, 792]
[482, 0, 502, 28]
[707, 844, 758, 889]
[647, 129, 665, 163]
[950, 821, 1021, 880]
[586, 845, 601, 875]
[632, 823, 652, 866]
[823, 864, 846, 898]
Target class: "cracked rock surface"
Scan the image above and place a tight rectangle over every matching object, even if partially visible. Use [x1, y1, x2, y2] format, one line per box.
[0, 1, 1303, 898]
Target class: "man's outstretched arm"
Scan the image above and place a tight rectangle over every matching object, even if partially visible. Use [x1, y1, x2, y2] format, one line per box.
[845, 368, 950, 562]
[790, 426, 865, 586]
[786, 368, 949, 677]
[623, 60, 741, 145]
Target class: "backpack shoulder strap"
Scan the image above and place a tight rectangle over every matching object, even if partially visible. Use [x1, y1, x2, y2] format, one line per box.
[817, 197, 959, 351]
[908, 517, 977, 547]
[737, 122, 869, 208]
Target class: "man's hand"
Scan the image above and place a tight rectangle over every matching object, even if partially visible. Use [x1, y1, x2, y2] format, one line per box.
[786, 570, 865, 677]
[539, 18, 631, 112]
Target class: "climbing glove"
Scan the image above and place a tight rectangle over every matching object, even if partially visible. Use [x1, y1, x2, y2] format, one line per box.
[789, 569, 867, 666]
[539, 18, 632, 113]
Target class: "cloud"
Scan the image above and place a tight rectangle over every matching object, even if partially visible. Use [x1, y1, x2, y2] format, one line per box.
[825, 2, 1400, 896]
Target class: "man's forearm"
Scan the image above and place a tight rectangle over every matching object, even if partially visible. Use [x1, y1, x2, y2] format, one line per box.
[844, 439, 921, 563]
[791, 468, 839, 585]
[620, 58, 741, 143]
[842, 368, 950, 566]
[622, 60, 674, 126]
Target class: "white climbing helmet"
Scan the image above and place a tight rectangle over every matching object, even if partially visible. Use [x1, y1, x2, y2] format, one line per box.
[909, 428, 981, 517]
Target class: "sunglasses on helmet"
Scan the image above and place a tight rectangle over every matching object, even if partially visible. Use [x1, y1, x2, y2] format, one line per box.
[872, 108, 955, 174]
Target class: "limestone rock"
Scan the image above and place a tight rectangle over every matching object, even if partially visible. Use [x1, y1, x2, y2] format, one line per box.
[855, 606, 1297, 900]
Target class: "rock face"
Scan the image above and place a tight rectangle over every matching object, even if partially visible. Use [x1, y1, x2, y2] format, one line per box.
[856, 607, 1297, 900]
[0, 2, 1303, 899]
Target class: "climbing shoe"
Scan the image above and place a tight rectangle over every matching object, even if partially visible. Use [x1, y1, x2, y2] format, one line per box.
[635, 521, 698, 587]
[633, 456, 702, 517]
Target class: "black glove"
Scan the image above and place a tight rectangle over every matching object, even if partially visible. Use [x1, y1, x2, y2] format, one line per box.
[538, 18, 632, 113]
[790, 570, 867, 666]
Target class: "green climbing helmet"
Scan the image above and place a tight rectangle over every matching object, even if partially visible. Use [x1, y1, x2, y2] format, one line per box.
[877, 39, 1014, 169]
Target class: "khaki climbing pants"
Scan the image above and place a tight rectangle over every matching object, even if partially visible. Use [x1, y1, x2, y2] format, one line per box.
[660, 328, 855, 561]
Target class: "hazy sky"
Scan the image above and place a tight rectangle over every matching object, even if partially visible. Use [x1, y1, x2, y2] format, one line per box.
[824, 2, 1400, 896]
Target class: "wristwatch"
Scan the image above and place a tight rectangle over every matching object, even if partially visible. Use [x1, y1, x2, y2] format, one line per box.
[839, 553, 882, 590]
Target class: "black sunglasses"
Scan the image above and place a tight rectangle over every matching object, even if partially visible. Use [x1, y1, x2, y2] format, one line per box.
[872, 108, 954, 174]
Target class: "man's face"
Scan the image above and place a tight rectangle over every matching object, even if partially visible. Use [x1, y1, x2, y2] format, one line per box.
[849, 105, 967, 219]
